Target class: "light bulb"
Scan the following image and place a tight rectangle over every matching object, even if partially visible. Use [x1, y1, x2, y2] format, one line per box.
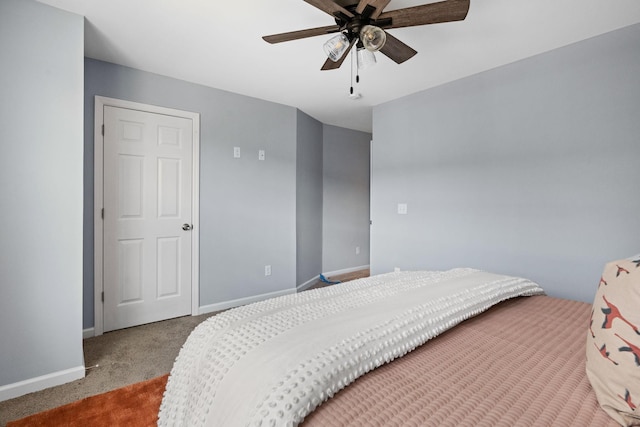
[357, 47, 376, 70]
[323, 33, 350, 62]
[360, 25, 386, 52]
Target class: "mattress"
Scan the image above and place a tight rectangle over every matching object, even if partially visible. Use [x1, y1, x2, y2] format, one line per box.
[302, 295, 618, 427]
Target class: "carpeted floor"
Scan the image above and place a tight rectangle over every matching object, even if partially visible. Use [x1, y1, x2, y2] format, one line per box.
[7, 375, 168, 427]
[0, 311, 217, 426]
[0, 269, 368, 426]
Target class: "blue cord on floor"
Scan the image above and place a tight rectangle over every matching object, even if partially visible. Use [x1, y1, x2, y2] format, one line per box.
[319, 274, 341, 285]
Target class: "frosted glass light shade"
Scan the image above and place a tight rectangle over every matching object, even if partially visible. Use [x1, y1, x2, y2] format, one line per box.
[360, 25, 386, 52]
[323, 33, 350, 62]
[357, 47, 376, 69]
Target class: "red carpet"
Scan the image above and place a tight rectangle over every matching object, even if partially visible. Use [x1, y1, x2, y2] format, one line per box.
[7, 375, 168, 427]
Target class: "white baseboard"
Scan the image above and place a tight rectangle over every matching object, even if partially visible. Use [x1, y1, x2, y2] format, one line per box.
[83, 287, 302, 336]
[0, 365, 85, 402]
[322, 265, 370, 278]
[83, 268, 368, 340]
[297, 275, 320, 292]
[198, 288, 297, 315]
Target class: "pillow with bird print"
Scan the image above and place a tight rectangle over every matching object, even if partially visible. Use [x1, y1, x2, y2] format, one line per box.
[586, 256, 640, 426]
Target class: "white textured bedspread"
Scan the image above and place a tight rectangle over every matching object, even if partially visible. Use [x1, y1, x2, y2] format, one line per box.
[158, 269, 544, 427]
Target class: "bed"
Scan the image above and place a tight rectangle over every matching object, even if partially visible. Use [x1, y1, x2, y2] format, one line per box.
[158, 267, 637, 426]
[302, 295, 616, 427]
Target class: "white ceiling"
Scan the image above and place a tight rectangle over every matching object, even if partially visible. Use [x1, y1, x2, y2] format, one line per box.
[38, 0, 640, 133]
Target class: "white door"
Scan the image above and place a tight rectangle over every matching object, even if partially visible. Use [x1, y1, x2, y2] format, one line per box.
[102, 106, 193, 332]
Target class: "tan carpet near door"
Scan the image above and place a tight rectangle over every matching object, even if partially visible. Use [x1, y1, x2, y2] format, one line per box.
[0, 312, 216, 426]
[0, 269, 369, 426]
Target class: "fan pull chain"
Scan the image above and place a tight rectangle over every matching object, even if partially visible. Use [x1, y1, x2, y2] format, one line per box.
[350, 48, 354, 95]
[356, 50, 360, 84]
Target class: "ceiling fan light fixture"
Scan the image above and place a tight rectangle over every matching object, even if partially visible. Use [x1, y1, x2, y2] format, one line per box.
[360, 25, 386, 52]
[323, 33, 350, 62]
[356, 47, 376, 70]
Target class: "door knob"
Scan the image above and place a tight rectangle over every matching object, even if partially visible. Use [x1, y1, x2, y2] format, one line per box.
[182, 224, 193, 231]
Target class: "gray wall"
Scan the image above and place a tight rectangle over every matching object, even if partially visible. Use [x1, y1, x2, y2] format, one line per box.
[84, 59, 298, 326]
[0, 0, 84, 387]
[296, 112, 323, 286]
[322, 125, 371, 273]
[371, 24, 640, 303]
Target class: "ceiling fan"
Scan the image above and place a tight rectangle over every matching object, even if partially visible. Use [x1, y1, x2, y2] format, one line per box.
[263, 0, 470, 71]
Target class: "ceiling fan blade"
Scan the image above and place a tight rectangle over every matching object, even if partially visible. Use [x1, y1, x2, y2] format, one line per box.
[355, 0, 391, 19]
[377, 0, 470, 30]
[321, 38, 357, 70]
[379, 32, 417, 64]
[304, 0, 354, 20]
[263, 25, 341, 44]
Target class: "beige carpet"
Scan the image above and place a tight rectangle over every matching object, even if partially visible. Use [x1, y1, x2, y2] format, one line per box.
[0, 312, 216, 426]
[0, 269, 368, 426]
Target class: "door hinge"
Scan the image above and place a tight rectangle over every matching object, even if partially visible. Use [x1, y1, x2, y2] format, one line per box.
[101, 124, 104, 136]
[101, 208, 104, 219]
[101, 291, 104, 303]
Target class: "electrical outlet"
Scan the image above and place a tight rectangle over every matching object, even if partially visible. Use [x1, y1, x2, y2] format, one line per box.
[397, 203, 408, 215]
[394, 267, 401, 272]
[264, 265, 271, 276]
[258, 150, 265, 161]
[356, 246, 360, 255]
[233, 147, 241, 158]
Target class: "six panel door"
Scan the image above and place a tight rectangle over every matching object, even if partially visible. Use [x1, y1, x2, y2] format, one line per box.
[103, 106, 193, 332]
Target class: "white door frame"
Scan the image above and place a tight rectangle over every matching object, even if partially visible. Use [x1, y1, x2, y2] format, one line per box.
[94, 96, 200, 336]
